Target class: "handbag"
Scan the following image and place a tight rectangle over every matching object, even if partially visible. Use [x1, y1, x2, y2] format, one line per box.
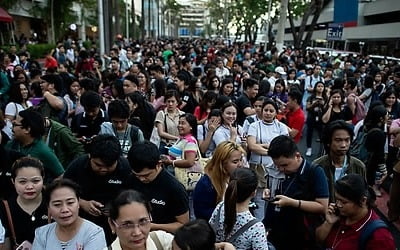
[174, 142, 205, 191]
[149, 126, 161, 148]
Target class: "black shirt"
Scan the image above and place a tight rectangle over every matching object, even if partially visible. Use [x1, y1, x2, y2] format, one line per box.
[179, 90, 198, 114]
[71, 109, 109, 138]
[235, 93, 252, 126]
[129, 169, 189, 224]
[0, 195, 48, 245]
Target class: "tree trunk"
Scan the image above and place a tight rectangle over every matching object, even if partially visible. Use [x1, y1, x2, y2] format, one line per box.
[296, 0, 315, 50]
[301, 0, 324, 50]
[288, 1, 299, 48]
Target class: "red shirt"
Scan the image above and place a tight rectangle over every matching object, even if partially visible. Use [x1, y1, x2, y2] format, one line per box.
[45, 56, 58, 69]
[193, 106, 208, 122]
[286, 107, 305, 143]
[325, 209, 395, 250]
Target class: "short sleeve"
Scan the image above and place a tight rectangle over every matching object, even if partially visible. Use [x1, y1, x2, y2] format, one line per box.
[197, 124, 205, 141]
[155, 110, 166, 124]
[247, 121, 258, 138]
[312, 166, 329, 199]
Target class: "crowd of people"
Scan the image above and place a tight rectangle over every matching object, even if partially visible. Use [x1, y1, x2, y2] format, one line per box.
[0, 37, 399, 249]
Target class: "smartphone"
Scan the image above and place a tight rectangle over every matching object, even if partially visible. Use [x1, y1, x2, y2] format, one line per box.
[16, 241, 32, 250]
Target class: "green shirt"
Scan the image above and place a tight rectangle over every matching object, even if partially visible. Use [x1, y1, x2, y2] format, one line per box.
[6, 138, 65, 183]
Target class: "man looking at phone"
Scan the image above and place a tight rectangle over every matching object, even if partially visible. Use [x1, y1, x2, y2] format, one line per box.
[235, 78, 259, 126]
[263, 135, 329, 250]
[63, 134, 132, 244]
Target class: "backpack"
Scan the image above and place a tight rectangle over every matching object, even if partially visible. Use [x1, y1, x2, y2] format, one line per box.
[349, 126, 381, 164]
[129, 124, 139, 143]
[358, 219, 388, 250]
[348, 93, 366, 124]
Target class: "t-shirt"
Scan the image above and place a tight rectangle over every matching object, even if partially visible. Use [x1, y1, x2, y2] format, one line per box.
[0, 196, 48, 244]
[168, 135, 198, 160]
[179, 90, 197, 114]
[32, 219, 106, 250]
[235, 93, 252, 126]
[286, 107, 305, 143]
[197, 121, 216, 157]
[209, 202, 268, 250]
[155, 109, 185, 144]
[193, 174, 217, 220]
[5, 101, 32, 119]
[247, 119, 289, 165]
[129, 169, 189, 225]
[71, 110, 108, 138]
[212, 125, 243, 151]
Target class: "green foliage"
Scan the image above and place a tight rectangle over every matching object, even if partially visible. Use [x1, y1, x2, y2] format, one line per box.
[26, 44, 55, 59]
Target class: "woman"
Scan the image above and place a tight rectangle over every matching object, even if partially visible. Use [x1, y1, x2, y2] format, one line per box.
[137, 70, 152, 101]
[32, 179, 106, 249]
[209, 168, 268, 249]
[106, 189, 173, 250]
[286, 69, 300, 90]
[173, 219, 235, 250]
[359, 75, 375, 112]
[316, 174, 395, 249]
[305, 81, 327, 156]
[63, 77, 82, 127]
[155, 90, 185, 155]
[193, 91, 217, 125]
[151, 79, 166, 112]
[322, 89, 353, 124]
[212, 102, 244, 150]
[268, 79, 288, 105]
[161, 113, 199, 170]
[12, 70, 29, 86]
[125, 92, 156, 140]
[219, 78, 235, 102]
[364, 103, 388, 196]
[193, 141, 245, 220]
[207, 75, 221, 94]
[247, 99, 289, 220]
[4, 81, 32, 122]
[0, 157, 48, 249]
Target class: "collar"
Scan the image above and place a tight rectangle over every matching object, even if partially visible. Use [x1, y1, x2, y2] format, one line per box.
[339, 209, 373, 232]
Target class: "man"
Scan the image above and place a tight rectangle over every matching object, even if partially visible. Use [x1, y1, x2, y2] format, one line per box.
[110, 56, 122, 78]
[286, 89, 305, 143]
[43, 117, 85, 168]
[235, 78, 259, 126]
[215, 58, 230, 80]
[64, 134, 132, 244]
[39, 74, 68, 125]
[264, 135, 329, 250]
[122, 74, 139, 95]
[6, 109, 64, 183]
[71, 90, 108, 143]
[127, 141, 189, 233]
[314, 120, 365, 198]
[99, 99, 144, 157]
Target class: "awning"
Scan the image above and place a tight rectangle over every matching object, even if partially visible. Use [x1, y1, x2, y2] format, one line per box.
[0, 8, 13, 23]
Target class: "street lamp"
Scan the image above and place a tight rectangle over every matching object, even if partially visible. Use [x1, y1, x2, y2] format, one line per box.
[359, 41, 365, 55]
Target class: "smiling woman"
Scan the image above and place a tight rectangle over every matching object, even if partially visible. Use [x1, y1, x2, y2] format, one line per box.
[32, 179, 107, 250]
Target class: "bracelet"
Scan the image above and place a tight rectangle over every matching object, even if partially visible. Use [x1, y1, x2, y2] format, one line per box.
[298, 199, 301, 209]
[172, 160, 176, 168]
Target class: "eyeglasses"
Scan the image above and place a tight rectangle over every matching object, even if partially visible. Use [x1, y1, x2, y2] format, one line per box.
[12, 123, 23, 127]
[112, 217, 151, 231]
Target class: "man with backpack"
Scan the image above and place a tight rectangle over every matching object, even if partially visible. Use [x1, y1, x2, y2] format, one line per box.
[313, 120, 366, 202]
[99, 99, 144, 157]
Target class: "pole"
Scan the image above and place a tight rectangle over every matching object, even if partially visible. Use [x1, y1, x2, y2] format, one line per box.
[275, 0, 288, 53]
[50, 0, 55, 43]
[265, 0, 272, 49]
[98, 0, 105, 56]
[126, 1, 129, 39]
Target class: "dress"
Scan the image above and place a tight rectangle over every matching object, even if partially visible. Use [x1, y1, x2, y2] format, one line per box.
[209, 202, 268, 250]
[105, 230, 173, 250]
[32, 219, 106, 250]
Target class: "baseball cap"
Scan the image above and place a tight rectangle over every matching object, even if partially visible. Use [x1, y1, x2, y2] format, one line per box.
[275, 66, 287, 75]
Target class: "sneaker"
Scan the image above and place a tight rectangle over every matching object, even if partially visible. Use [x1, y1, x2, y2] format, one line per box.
[306, 148, 312, 157]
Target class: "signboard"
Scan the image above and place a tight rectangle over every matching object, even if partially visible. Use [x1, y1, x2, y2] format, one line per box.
[326, 23, 343, 41]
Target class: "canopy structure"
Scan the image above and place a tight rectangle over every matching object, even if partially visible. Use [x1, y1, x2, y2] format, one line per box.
[0, 8, 13, 23]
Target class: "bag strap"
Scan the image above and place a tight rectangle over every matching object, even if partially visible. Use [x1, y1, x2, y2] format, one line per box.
[358, 219, 387, 250]
[227, 218, 259, 243]
[149, 231, 163, 250]
[2, 200, 17, 246]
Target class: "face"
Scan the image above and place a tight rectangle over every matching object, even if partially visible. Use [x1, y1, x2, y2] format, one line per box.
[211, 78, 220, 88]
[16, 73, 26, 83]
[48, 187, 80, 227]
[70, 82, 80, 95]
[123, 80, 138, 95]
[253, 100, 263, 117]
[313, 66, 321, 75]
[85, 107, 100, 120]
[12, 116, 27, 140]
[247, 85, 259, 98]
[111, 60, 119, 70]
[125, 97, 137, 113]
[335, 192, 363, 217]
[273, 152, 302, 174]
[14, 167, 43, 201]
[20, 84, 29, 100]
[385, 94, 396, 106]
[315, 83, 324, 93]
[132, 167, 160, 184]
[262, 104, 277, 123]
[111, 117, 129, 132]
[331, 93, 342, 105]
[274, 83, 283, 93]
[286, 96, 297, 111]
[222, 83, 234, 96]
[137, 73, 146, 85]
[109, 202, 151, 250]
[90, 157, 118, 176]
[166, 96, 178, 111]
[93, 60, 99, 69]
[375, 74, 382, 83]
[178, 117, 192, 136]
[221, 106, 237, 125]
[224, 150, 243, 174]
[329, 129, 351, 157]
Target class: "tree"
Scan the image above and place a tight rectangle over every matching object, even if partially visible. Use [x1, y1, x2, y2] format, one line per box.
[163, 0, 183, 37]
[287, 0, 325, 50]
